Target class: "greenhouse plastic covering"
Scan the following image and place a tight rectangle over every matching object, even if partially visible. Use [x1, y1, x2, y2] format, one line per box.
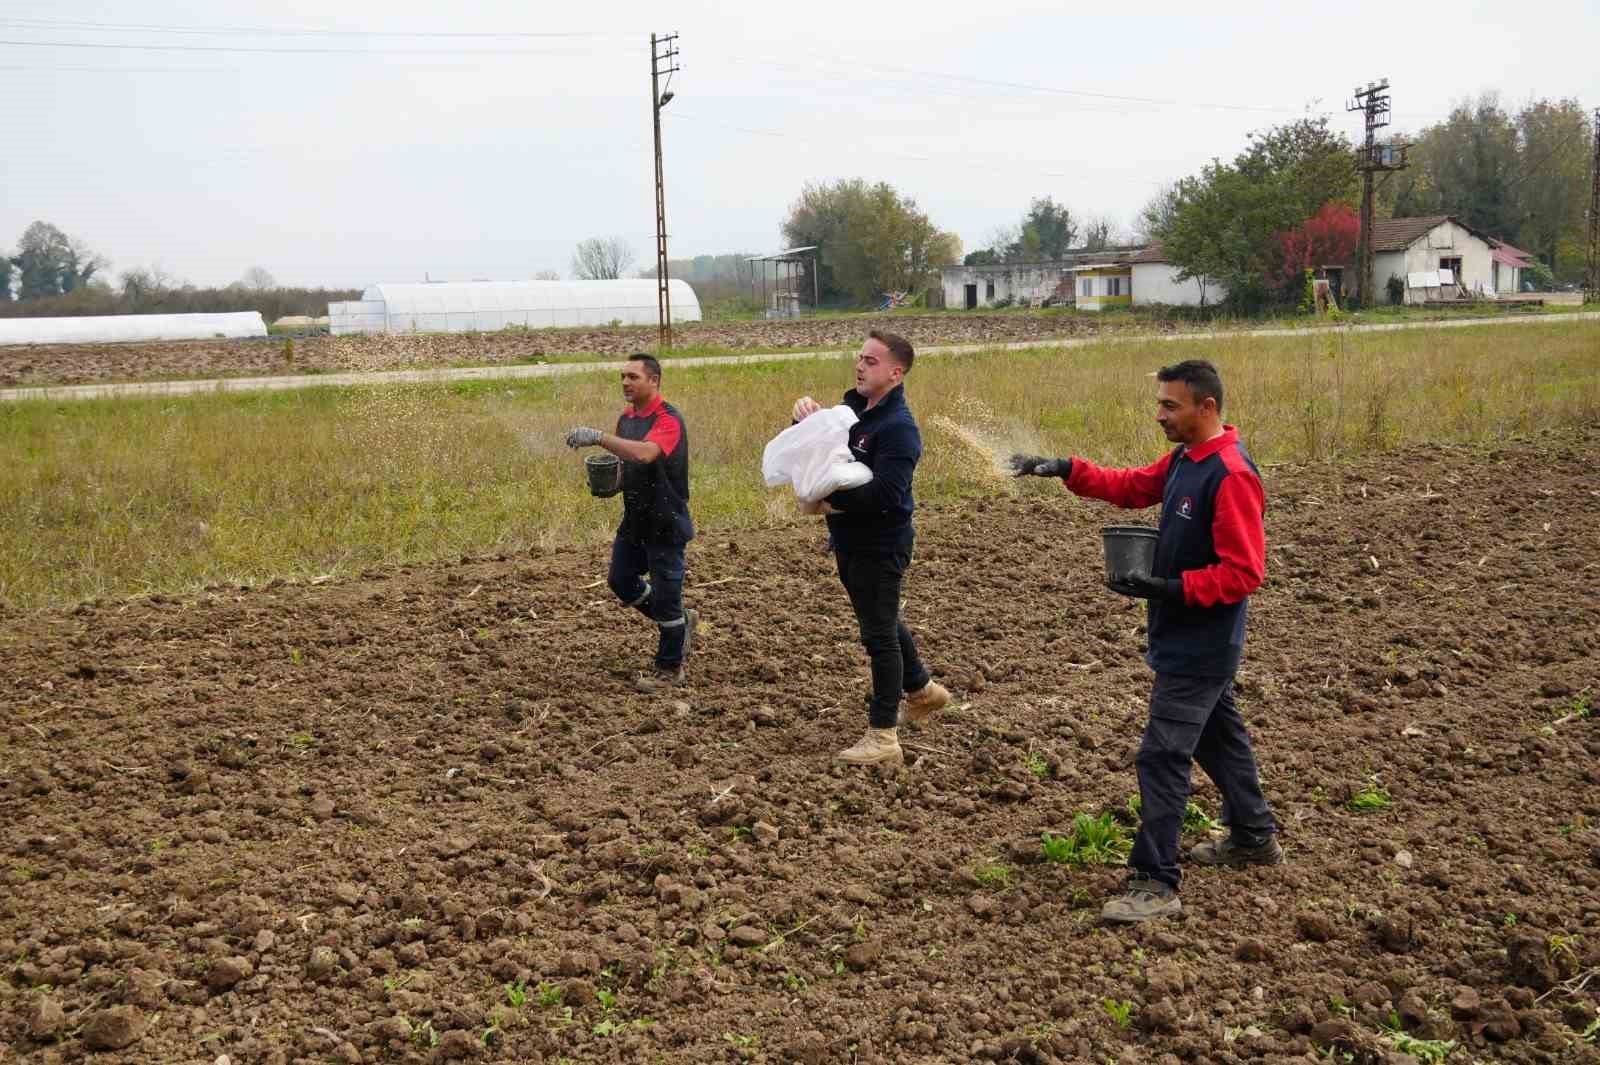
[0, 312, 267, 346]
[329, 279, 702, 335]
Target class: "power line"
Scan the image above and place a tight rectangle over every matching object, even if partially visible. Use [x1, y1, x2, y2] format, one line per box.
[0, 38, 607, 57]
[0, 16, 629, 39]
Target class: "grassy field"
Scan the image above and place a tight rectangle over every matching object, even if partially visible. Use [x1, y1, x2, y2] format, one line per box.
[2, 320, 1597, 609]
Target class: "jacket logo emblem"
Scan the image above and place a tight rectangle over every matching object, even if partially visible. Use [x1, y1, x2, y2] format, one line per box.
[1177, 496, 1194, 519]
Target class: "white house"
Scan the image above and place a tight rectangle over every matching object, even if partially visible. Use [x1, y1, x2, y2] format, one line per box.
[1357, 215, 1514, 304]
[1129, 243, 1228, 307]
[939, 248, 1146, 310]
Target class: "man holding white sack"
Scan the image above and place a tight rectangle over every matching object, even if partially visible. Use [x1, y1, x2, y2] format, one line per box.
[791, 330, 950, 766]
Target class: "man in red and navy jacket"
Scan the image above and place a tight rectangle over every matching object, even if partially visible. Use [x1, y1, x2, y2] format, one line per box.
[1011, 358, 1280, 924]
[565, 353, 697, 693]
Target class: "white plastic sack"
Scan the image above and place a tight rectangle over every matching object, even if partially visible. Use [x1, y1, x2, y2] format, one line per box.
[762, 404, 875, 503]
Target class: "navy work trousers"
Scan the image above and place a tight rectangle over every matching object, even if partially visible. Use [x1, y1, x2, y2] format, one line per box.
[607, 536, 687, 670]
[835, 545, 930, 728]
[1131, 673, 1277, 889]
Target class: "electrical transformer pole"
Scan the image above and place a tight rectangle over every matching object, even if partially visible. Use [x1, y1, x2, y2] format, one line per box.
[1347, 80, 1406, 307]
[650, 33, 680, 351]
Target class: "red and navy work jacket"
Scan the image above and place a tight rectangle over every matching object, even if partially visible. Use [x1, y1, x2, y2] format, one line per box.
[615, 394, 693, 545]
[1067, 426, 1266, 677]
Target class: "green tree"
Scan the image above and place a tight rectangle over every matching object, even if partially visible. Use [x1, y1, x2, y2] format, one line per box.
[12, 221, 105, 300]
[1014, 196, 1077, 260]
[1512, 99, 1591, 278]
[781, 178, 959, 305]
[1153, 116, 1356, 310]
[1389, 95, 1519, 239]
[0, 249, 12, 302]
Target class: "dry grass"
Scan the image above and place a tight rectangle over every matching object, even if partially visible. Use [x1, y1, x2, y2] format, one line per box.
[2, 321, 1596, 609]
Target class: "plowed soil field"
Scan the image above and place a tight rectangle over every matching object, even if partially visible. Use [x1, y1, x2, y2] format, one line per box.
[0, 314, 1153, 389]
[4, 431, 1598, 1065]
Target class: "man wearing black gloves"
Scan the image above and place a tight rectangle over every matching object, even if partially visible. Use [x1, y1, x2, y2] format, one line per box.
[791, 331, 950, 766]
[566, 353, 698, 694]
[1011, 358, 1279, 923]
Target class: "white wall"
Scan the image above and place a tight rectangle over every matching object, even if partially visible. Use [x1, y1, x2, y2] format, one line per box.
[1131, 263, 1226, 306]
[941, 265, 1066, 309]
[1396, 221, 1494, 303]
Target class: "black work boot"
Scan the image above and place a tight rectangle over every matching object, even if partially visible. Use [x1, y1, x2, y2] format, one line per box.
[1189, 834, 1284, 867]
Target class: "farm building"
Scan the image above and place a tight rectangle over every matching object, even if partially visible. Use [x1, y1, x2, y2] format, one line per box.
[328, 279, 701, 336]
[1129, 243, 1228, 307]
[939, 249, 1143, 310]
[1074, 264, 1133, 311]
[1337, 215, 1520, 304]
[0, 311, 267, 346]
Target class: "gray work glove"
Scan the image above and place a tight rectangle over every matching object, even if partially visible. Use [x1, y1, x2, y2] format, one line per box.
[565, 427, 603, 449]
[1009, 454, 1072, 479]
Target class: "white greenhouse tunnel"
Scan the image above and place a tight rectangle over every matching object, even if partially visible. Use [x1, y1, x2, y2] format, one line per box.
[329, 280, 702, 336]
[0, 312, 267, 346]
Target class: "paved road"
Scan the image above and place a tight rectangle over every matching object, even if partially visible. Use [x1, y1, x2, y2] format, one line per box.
[4, 310, 1596, 403]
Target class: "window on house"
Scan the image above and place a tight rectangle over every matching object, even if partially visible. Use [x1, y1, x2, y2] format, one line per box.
[1106, 277, 1123, 297]
[1439, 257, 1462, 281]
[1080, 278, 1093, 297]
[985, 280, 995, 300]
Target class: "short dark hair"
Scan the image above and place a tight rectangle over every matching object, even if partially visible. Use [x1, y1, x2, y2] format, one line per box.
[868, 329, 914, 372]
[627, 352, 662, 380]
[1155, 358, 1224, 412]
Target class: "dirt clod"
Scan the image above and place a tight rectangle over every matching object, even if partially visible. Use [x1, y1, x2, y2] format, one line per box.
[81, 1006, 146, 1050]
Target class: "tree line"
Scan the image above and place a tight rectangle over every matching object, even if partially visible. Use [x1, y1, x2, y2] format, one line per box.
[0, 221, 358, 321]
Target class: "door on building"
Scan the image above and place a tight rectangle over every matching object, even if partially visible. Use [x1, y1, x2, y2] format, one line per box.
[964, 284, 978, 310]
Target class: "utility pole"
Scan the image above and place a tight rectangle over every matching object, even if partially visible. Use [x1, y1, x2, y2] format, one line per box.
[1586, 107, 1599, 305]
[650, 33, 680, 351]
[1347, 80, 1406, 307]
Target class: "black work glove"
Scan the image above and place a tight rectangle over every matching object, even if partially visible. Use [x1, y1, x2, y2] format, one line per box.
[1108, 574, 1185, 602]
[1009, 454, 1072, 479]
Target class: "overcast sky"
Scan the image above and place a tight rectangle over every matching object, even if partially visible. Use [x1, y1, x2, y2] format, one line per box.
[6, 0, 1597, 288]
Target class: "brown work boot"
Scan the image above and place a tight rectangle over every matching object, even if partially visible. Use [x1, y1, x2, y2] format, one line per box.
[1101, 875, 1182, 924]
[899, 680, 951, 725]
[632, 666, 684, 694]
[1189, 834, 1284, 867]
[835, 727, 904, 767]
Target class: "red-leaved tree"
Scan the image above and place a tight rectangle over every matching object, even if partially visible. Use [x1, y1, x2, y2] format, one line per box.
[1271, 202, 1359, 297]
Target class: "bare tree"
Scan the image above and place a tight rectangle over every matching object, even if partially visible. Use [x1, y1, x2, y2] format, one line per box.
[241, 266, 277, 290]
[532, 270, 561, 281]
[571, 237, 635, 280]
[1134, 183, 1181, 244]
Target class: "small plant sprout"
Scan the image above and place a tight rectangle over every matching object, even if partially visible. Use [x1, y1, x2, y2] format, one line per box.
[1023, 751, 1050, 779]
[535, 981, 563, 1007]
[1382, 1030, 1456, 1063]
[724, 1032, 758, 1049]
[973, 861, 1012, 888]
[1348, 777, 1392, 812]
[1503, 913, 1518, 928]
[595, 988, 618, 1013]
[1182, 801, 1218, 833]
[505, 980, 527, 1008]
[1102, 999, 1134, 1029]
[1041, 813, 1133, 866]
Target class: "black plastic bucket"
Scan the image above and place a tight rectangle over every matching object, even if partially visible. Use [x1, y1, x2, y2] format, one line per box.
[1102, 525, 1158, 585]
[585, 454, 622, 498]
